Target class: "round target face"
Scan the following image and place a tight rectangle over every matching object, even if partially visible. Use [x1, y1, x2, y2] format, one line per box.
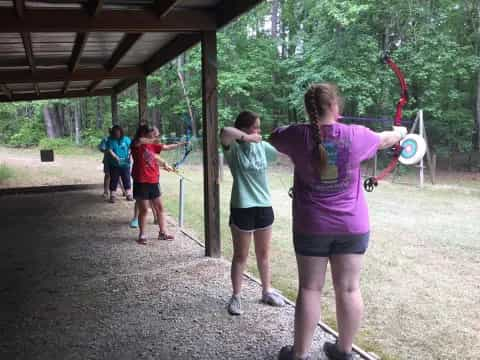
[399, 134, 426, 165]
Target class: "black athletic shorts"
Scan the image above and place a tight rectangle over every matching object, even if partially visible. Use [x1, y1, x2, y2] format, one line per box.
[229, 207, 274, 232]
[133, 182, 161, 200]
[293, 232, 370, 257]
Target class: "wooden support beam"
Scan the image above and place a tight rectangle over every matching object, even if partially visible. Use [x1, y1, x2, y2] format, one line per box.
[201, 31, 220, 258]
[153, 0, 179, 17]
[105, 34, 142, 71]
[87, 34, 142, 93]
[87, 80, 102, 93]
[0, 88, 112, 102]
[63, 32, 90, 93]
[13, 0, 25, 18]
[137, 77, 147, 124]
[111, 93, 119, 125]
[69, 33, 90, 73]
[114, 34, 200, 94]
[0, 67, 143, 84]
[86, 0, 104, 17]
[1, 84, 12, 100]
[0, 9, 216, 32]
[20, 32, 41, 96]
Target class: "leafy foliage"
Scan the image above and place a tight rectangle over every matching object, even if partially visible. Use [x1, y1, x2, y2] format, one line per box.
[0, 0, 478, 155]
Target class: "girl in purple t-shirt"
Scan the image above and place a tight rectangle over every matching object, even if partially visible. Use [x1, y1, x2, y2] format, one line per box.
[271, 83, 407, 360]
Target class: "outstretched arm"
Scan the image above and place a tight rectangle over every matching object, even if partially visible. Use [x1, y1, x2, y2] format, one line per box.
[162, 142, 188, 151]
[220, 127, 261, 146]
[377, 126, 407, 149]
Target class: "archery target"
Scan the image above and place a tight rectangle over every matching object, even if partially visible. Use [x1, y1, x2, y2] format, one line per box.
[399, 134, 426, 165]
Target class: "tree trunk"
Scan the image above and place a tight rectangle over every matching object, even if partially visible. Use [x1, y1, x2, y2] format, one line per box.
[54, 103, 67, 136]
[43, 106, 56, 138]
[43, 105, 62, 138]
[177, 54, 197, 136]
[475, 70, 480, 151]
[152, 81, 163, 133]
[74, 101, 81, 145]
[96, 97, 103, 129]
[271, 0, 280, 39]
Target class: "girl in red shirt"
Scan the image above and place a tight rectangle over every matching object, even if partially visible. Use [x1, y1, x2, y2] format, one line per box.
[130, 124, 185, 244]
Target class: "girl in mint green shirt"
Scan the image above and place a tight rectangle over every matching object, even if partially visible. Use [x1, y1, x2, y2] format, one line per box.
[221, 111, 285, 316]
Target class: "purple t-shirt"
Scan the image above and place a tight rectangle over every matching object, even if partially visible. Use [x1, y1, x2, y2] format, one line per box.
[270, 123, 380, 235]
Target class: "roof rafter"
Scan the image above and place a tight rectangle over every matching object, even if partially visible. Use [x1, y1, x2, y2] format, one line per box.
[0, 88, 112, 102]
[87, 33, 143, 93]
[86, 0, 104, 17]
[0, 9, 216, 32]
[63, 0, 105, 94]
[14, 0, 40, 96]
[63, 33, 90, 93]
[0, 67, 143, 84]
[115, 34, 201, 94]
[153, 0, 179, 17]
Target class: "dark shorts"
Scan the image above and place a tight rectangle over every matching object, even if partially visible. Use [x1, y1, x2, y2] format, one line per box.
[293, 232, 370, 257]
[133, 182, 161, 200]
[103, 163, 109, 174]
[229, 207, 274, 232]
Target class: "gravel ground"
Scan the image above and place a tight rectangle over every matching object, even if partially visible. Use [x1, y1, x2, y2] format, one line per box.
[0, 189, 365, 360]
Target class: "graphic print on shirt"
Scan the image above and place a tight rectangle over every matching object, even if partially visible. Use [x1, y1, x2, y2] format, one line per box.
[314, 138, 352, 192]
[322, 141, 339, 182]
[142, 147, 157, 172]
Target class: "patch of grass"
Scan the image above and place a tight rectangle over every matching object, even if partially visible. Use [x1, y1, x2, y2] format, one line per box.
[160, 162, 480, 360]
[0, 163, 15, 183]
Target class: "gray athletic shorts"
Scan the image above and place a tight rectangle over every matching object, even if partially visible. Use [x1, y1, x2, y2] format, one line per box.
[293, 232, 370, 257]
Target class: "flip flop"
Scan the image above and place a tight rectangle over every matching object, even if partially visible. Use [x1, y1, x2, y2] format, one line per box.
[158, 232, 174, 241]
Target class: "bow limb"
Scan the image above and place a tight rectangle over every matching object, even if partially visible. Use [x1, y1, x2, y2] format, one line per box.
[364, 54, 409, 192]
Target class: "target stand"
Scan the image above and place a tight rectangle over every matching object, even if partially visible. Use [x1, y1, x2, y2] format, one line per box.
[393, 110, 435, 187]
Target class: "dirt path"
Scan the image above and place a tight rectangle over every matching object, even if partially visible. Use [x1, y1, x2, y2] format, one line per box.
[0, 147, 104, 188]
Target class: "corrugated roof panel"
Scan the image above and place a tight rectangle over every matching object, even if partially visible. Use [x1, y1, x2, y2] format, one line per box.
[119, 32, 176, 66]
[8, 83, 36, 92]
[26, 1, 84, 9]
[69, 80, 93, 90]
[31, 33, 76, 60]
[0, 34, 25, 58]
[82, 33, 124, 64]
[96, 79, 121, 89]
[39, 82, 65, 91]
[178, 0, 221, 8]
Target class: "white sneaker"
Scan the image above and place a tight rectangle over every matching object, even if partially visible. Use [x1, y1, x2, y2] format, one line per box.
[227, 294, 242, 315]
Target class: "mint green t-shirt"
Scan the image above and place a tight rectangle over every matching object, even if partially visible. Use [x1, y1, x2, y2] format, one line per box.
[223, 140, 278, 208]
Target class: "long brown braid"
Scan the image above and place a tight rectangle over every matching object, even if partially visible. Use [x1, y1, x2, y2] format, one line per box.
[304, 83, 340, 178]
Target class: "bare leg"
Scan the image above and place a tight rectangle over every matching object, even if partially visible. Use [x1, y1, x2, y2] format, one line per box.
[150, 196, 170, 236]
[330, 254, 364, 353]
[131, 201, 139, 221]
[137, 200, 149, 239]
[293, 255, 329, 358]
[230, 226, 252, 295]
[150, 200, 159, 224]
[103, 172, 110, 196]
[253, 227, 273, 294]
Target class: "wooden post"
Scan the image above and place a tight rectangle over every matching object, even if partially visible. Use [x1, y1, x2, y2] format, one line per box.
[419, 110, 425, 188]
[138, 76, 147, 124]
[111, 93, 118, 125]
[201, 31, 220, 258]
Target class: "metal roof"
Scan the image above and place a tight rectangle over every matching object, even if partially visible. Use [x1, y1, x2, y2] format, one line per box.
[0, 0, 264, 102]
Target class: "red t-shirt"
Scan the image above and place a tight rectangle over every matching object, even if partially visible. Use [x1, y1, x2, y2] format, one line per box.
[131, 143, 164, 184]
